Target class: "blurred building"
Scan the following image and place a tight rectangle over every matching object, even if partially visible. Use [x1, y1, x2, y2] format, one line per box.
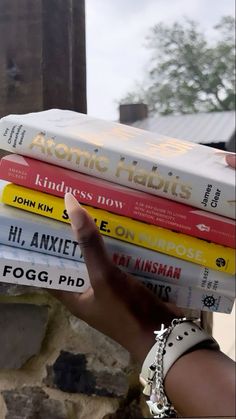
[119, 103, 235, 152]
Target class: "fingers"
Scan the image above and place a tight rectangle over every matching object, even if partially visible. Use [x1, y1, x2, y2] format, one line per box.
[49, 288, 82, 314]
[50, 287, 95, 319]
[64, 193, 113, 286]
[226, 154, 236, 169]
[214, 152, 236, 169]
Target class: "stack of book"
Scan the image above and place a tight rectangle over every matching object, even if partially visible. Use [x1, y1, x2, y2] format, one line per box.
[0, 109, 235, 313]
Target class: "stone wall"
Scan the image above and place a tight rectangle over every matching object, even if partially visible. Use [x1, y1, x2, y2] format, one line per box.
[0, 285, 148, 419]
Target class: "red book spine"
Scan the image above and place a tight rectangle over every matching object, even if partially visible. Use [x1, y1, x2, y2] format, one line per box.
[0, 154, 235, 248]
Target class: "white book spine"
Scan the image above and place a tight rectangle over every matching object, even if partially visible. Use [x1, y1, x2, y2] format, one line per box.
[0, 244, 90, 292]
[0, 203, 235, 297]
[0, 109, 235, 218]
[141, 278, 234, 314]
[0, 244, 234, 313]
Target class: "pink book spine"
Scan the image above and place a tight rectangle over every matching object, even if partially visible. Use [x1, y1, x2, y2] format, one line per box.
[0, 154, 235, 248]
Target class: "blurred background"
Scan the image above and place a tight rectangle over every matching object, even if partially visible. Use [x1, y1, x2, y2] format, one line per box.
[86, 0, 235, 121]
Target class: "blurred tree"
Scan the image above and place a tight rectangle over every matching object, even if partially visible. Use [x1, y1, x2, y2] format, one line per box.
[120, 16, 235, 115]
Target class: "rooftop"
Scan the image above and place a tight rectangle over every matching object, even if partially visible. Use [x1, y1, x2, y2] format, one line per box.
[131, 110, 235, 145]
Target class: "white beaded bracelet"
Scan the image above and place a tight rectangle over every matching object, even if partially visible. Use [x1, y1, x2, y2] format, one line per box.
[139, 317, 219, 418]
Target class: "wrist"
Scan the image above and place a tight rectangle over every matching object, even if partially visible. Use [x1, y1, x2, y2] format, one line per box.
[164, 348, 235, 417]
[125, 306, 180, 363]
[139, 318, 220, 418]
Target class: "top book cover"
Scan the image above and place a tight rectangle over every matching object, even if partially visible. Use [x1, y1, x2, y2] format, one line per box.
[0, 109, 235, 219]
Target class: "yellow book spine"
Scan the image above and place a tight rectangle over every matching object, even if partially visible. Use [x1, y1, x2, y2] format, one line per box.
[2, 183, 235, 274]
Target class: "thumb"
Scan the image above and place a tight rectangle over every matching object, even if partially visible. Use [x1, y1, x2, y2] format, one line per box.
[64, 193, 113, 286]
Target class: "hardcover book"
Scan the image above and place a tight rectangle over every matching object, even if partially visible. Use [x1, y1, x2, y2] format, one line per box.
[0, 202, 234, 295]
[1, 182, 235, 274]
[1, 154, 235, 248]
[0, 109, 235, 218]
[0, 244, 234, 313]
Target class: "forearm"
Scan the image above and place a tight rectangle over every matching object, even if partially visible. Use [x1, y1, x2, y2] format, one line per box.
[165, 348, 235, 417]
[132, 322, 235, 417]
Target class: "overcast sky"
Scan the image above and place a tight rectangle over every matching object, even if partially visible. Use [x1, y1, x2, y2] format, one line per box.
[86, 0, 235, 121]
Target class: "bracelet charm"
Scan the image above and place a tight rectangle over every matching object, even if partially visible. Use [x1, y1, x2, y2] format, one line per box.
[140, 317, 219, 418]
[144, 318, 185, 418]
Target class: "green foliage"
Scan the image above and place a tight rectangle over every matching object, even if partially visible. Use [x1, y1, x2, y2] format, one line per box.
[120, 16, 235, 114]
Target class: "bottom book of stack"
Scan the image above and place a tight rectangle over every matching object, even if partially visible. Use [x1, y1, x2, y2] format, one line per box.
[0, 243, 234, 314]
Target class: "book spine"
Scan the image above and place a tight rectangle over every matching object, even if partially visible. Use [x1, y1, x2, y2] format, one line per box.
[0, 203, 234, 296]
[0, 244, 90, 292]
[141, 278, 234, 314]
[1, 155, 235, 247]
[0, 244, 233, 313]
[2, 183, 235, 274]
[0, 114, 234, 219]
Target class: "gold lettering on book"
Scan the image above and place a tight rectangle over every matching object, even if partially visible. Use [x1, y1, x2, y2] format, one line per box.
[29, 134, 193, 200]
[110, 125, 141, 140]
[145, 138, 196, 157]
[29, 134, 109, 172]
[54, 144, 70, 159]
[68, 125, 141, 145]
[115, 159, 192, 199]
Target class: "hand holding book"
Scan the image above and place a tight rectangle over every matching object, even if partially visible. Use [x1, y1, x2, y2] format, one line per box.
[50, 154, 235, 418]
[51, 192, 182, 363]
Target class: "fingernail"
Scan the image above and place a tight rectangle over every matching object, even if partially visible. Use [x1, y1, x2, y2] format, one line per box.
[64, 193, 85, 230]
[226, 154, 236, 168]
